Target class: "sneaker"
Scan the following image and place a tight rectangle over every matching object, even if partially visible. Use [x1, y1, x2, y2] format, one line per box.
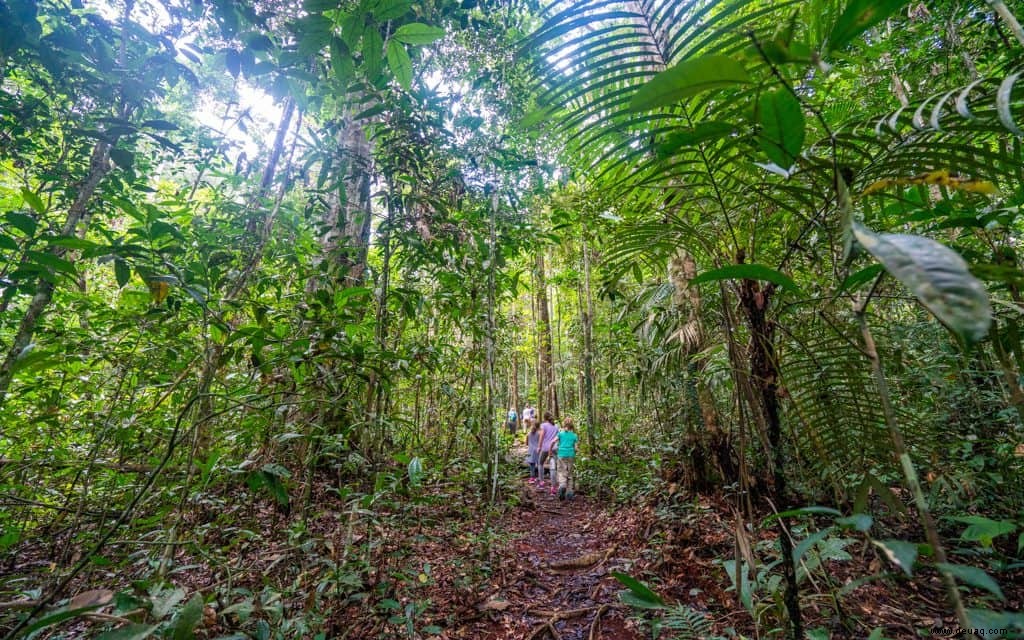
[527, 478, 536, 484]
[558, 487, 566, 500]
[567, 491, 575, 500]
[550, 486, 557, 495]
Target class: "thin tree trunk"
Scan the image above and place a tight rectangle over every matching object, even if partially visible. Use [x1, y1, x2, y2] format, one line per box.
[738, 277, 802, 640]
[581, 233, 598, 451]
[535, 251, 557, 418]
[0, 141, 112, 409]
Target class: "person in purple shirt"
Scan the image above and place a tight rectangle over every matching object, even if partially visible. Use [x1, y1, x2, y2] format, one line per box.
[537, 413, 559, 488]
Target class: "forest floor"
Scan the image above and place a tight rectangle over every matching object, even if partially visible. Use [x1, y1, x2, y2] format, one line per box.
[5, 445, 1024, 639]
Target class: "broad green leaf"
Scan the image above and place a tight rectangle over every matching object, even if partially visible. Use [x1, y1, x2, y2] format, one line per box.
[828, 0, 912, 52]
[386, 40, 412, 90]
[20, 188, 45, 214]
[6, 211, 38, 236]
[757, 88, 805, 168]
[691, 263, 802, 294]
[952, 516, 1016, 548]
[373, 0, 412, 20]
[836, 513, 873, 533]
[611, 572, 665, 609]
[330, 37, 354, 86]
[46, 236, 95, 250]
[657, 121, 734, 157]
[392, 23, 445, 45]
[873, 539, 918, 576]
[936, 563, 1005, 601]
[852, 223, 992, 345]
[0, 234, 17, 251]
[95, 624, 159, 640]
[629, 55, 751, 112]
[27, 251, 77, 276]
[362, 29, 384, 79]
[110, 148, 135, 170]
[966, 608, 1024, 632]
[151, 587, 186, 619]
[172, 593, 204, 640]
[115, 258, 131, 288]
[407, 456, 423, 487]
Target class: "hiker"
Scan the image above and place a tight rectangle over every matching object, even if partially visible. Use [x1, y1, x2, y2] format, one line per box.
[537, 412, 558, 489]
[522, 404, 536, 428]
[525, 420, 541, 482]
[555, 417, 578, 500]
[507, 407, 518, 433]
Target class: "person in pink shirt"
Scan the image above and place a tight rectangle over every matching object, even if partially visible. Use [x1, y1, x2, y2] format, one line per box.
[537, 413, 559, 488]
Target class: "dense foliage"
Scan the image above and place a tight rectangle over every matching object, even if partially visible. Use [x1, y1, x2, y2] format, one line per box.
[2, 0, 1024, 638]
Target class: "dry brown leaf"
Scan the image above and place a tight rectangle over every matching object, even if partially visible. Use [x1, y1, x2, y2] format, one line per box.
[68, 589, 113, 610]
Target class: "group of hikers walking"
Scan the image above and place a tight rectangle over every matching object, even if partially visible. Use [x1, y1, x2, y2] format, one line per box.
[512, 404, 578, 500]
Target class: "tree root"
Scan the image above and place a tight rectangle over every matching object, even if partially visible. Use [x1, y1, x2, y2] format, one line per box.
[525, 606, 602, 640]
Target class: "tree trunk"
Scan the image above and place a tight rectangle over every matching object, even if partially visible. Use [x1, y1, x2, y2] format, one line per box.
[535, 250, 558, 418]
[581, 234, 598, 451]
[0, 141, 112, 409]
[737, 276, 802, 640]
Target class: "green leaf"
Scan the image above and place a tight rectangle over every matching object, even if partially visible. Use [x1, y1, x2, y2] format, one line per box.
[937, 565, 1003, 598]
[836, 513, 873, 533]
[966, 609, 1024, 633]
[952, 516, 1016, 548]
[407, 456, 423, 487]
[6, 211, 38, 236]
[20, 188, 45, 214]
[27, 251, 77, 276]
[151, 587, 186, 619]
[115, 259, 131, 288]
[362, 29, 384, 79]
[851, 223, 992, 345]
[386, 40, 412, 90]
[0, 234, 17, 251]
[372, 0, 412, 20]
[95, 623, 160, 640]
[937, 563, 1005, 601]
[172, 593, 204, 640]
[110, 148, 135, 170]
[828, 0, 912, 52]
[873, 539, 918, 576]
[629, 55, 750, 112]
[22, 604, 105, 638]
[141, 119, 178, 131]
[611, 572, 665, 609]
[757, 88, 805, 168]
[657, 121, 734, 157]
[691, 263, 802, 294]
[839, 264, 884, 293]
[793, 527, 833, 564]
[392, 23, 445, 45]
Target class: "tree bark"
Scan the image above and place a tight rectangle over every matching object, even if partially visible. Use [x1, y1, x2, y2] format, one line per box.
[535, 250, 558, 418]
[0, 141, 112, 409]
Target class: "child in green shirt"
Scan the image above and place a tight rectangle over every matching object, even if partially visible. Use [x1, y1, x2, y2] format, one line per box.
[556, 417, 579, 500]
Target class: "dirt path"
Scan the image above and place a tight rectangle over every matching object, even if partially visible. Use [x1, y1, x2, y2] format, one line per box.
[446, 450, 647, 639]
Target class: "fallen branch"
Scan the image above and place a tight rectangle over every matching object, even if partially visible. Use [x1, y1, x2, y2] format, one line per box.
[546, 548, 613, 571]
[588, 604, 608, 640]
[525, 606, 601, 640]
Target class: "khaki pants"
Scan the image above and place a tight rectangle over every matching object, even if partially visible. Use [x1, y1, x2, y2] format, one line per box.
[557, 456, 575, 494]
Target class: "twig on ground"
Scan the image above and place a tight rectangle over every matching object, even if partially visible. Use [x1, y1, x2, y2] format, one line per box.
[588, 604, 608, 640]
